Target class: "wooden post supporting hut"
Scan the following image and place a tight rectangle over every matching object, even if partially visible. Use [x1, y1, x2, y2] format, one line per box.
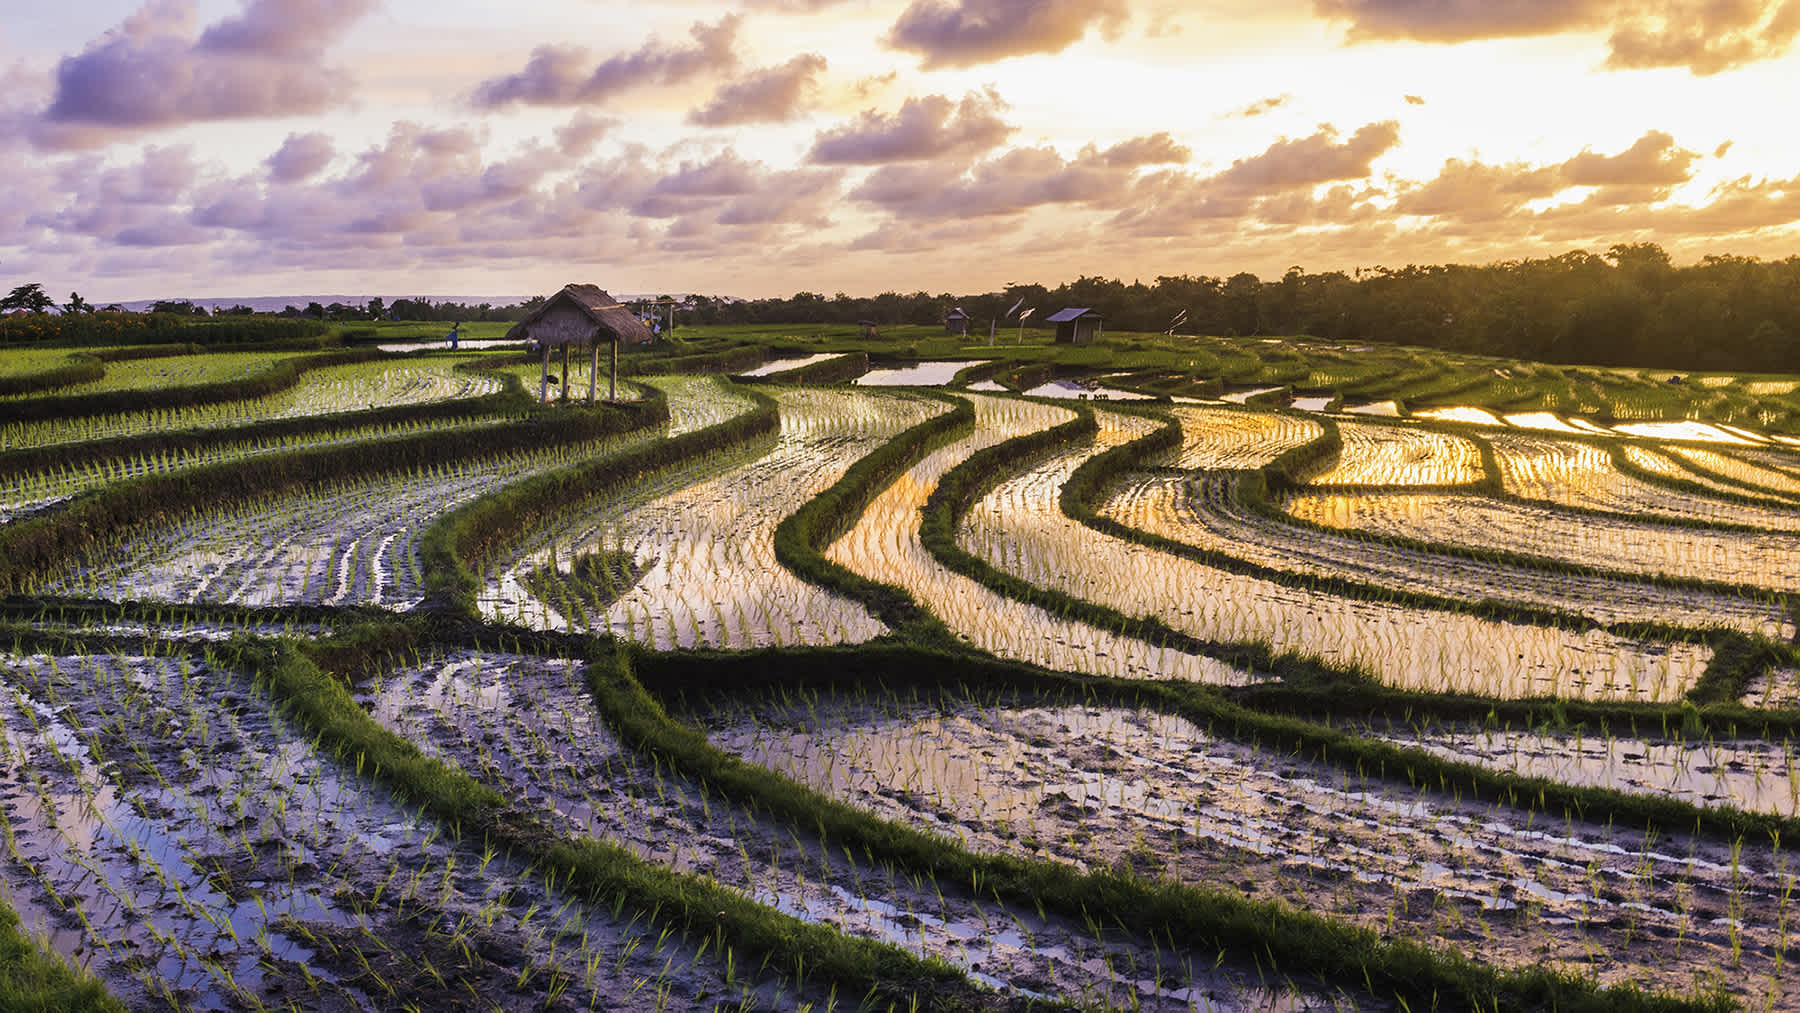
[505, 284, 655, 403]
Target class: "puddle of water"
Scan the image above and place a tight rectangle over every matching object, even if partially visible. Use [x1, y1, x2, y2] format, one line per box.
[40, 377, 748, 609]
[1366, 719, 1800, 817]
[1021, 381, 1154, 401]
[1290, 396, 1333, 412]
[1613, 421, 1760, 445]
[737, 352, 848, 377]
[1413, 406, 1503, 426]
[1220, 387, 1283, 405]
[1343, 401, 1400, 417]
[1743, 668, 1800, 709]
[1154, 406, 1321, 470]
[855, 361, 984, 386]
[1503, 412, 1586, 434]
[1487, 428, 1800, 531]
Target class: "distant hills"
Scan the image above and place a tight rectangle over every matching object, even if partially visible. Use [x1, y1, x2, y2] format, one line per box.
[109, 293, 691, 313]
[109, 295, 537, 314]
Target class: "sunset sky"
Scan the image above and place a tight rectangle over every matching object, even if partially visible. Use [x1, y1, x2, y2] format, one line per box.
[6, 0, 1800, 302]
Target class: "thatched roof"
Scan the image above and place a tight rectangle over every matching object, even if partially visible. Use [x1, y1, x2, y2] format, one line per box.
[505, 284, 655, 346]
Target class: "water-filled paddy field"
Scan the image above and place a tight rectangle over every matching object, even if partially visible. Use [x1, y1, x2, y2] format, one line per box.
[3, 338, 1799, 1011]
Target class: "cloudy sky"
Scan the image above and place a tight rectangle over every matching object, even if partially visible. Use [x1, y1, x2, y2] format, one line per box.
[6, 0, 1800, 302]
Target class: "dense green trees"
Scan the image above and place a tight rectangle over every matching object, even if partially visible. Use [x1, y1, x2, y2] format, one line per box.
[694, 245, 1800, 373]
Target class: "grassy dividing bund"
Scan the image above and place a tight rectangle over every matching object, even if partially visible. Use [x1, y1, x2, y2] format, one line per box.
[0, 905, 124, 1012]
[0, 347, 394, 424]
[916, 400, 1380, 684]
[0, 353, 105, 397]
[734, 351, 869, 385]
[770, 391, 971, 639]
[417, 383, 781, 618]
[1235, 417, 1798, 608]
[1058, 405, 1786, 717]
[1071, 409, 1782, 660]
[904, 397, 1800, 828]
[0, 393, 668, 595]
[1610, 441, 1800, 510]
[215, 630, 986, 1011]
[613, 644, 1723, 1013]
[0, 359, 532, 485]
[1068, 413, 1585, 630]
[622, 344, 768, 376]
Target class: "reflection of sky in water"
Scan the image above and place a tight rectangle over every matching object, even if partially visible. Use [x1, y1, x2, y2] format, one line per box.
[966, 409, 1709, 701]
[855, 360, 983, 386]
[1613, 420, 1760, 444]
[711, 699, 1798, 1001]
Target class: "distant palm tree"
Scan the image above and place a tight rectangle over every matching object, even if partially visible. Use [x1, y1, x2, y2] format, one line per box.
[63, 291, 93, 314]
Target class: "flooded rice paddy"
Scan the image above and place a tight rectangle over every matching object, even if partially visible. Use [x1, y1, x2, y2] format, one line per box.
[480, 387, 941, 648]
[36, 376, 743, 609]
[360, 651, 1344, 1010]
[6, 347, 1800, 1010]
[825, 393, 1252, 683]
[0, 652, 795, 1010]
[707, 696, 1800, 1007]
[1283, 490, 1800, 592]
[1, 357, 501, 452]
[961, 409, 1713, 700]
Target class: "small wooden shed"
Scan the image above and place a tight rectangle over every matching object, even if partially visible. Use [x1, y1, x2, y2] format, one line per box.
[1047, 307, 1103, 345]
[505, 283, 654, 402]
[944, 308, 971, 336]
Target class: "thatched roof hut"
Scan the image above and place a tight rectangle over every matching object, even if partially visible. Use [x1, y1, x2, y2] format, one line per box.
[507, 284, 653, 403]
[505, 284, 654, 347]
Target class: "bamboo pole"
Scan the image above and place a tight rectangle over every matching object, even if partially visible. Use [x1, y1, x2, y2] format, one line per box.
[560, 343, 570, 400]
[609, 340, 619, 402]
[539, 343, 550, 402]
[588, 341, 599, 402]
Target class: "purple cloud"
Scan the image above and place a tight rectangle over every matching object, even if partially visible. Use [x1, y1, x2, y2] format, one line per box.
[39, 0, 372, 141]
[808, 90, 1015, 164]
[847, 133, 1185, 221]
[689, 54, 828, 126]
[267, 132, 335, 183]
[1214, 121, 1401, 191]
[555, 112, 619, 157]
[198, 0, 377, 54]
[1317, 0, 1800, 75]
[473, 15, 741, 107]
[886, 0, 1130, 68]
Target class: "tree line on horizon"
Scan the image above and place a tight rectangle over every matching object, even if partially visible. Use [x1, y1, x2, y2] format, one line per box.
[686, 243, 1800, 374]
[6, 244, 1798, 372]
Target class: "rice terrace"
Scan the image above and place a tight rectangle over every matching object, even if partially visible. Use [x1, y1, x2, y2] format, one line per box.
[5, 289, 1800, 1013]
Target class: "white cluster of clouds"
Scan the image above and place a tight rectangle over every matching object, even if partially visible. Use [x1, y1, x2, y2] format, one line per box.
[5, 0, 1800, 297]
